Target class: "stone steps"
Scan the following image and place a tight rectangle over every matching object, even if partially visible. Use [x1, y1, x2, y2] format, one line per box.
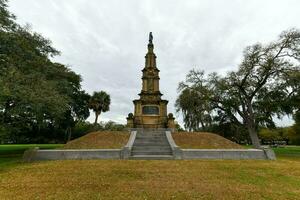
[135, 137, 167, 140]
[132, 146, 171, 150]
[129, 155, 174, 160]
[132, 150, 172, 155]
[133, 141, 170, 145]
[134, 141, 169, 144]
[132, 151, 172, 156]
[130, 129, 173, 158]
[134, 140, 169, 144]
[135, 135, 167, 138]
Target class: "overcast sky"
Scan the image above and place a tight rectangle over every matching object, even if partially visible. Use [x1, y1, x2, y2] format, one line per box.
[9, 0, 300, 126]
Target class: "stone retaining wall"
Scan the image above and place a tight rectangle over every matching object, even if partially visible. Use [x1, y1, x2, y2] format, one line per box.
[165, 131, 276, 160]
[23, 149, 122, 162]
[181, 149, 275, 160]
[23, 131, 138, 162]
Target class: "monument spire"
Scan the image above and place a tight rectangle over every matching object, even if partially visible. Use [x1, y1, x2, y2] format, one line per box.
[141, 32, 161, 98]
[145, 32, 156, 69]
[149, 32, 153, 44]
[126, 32, 175, 129]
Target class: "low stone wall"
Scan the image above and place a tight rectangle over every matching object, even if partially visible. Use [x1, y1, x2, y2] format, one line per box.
[23, 130, 139, 162]
[23, 149, 122, 162]
[165, 131, 276, 160]
[181, 149, 276, 160]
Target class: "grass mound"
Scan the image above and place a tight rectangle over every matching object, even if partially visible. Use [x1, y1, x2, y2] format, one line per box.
[172, 132, 243, 149]
[63, 131, 130, 149]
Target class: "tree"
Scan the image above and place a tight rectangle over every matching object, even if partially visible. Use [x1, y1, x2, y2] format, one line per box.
[61, 90, 91, 142]
[175, 87, 212, 131]
[287, 70, 300, 139]
[0, 0, 16, 31]
[177, 29, 300, 148]
[0, 0, 90, 143]
[89, 91, 111, 125]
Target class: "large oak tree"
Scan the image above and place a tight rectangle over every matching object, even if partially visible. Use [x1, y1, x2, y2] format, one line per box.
[177, 29, 300, 148]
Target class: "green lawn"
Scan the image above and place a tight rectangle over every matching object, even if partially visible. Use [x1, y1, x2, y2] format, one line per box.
[0, 144, 63, 169]
[0, 144, 63, 155]
[272, 146, 300, 159]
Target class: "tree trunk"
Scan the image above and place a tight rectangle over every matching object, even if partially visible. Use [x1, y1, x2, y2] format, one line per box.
[67, 127, 72, 142]
[246, 122, 261, 148]
[244, 100, 261, 148]
[3, 100, 12, 123]
[200, 120, 205, 131]
[94, 111, 100, 125]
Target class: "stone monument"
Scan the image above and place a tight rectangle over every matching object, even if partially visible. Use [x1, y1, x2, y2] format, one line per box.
[127, 33, 175, 129]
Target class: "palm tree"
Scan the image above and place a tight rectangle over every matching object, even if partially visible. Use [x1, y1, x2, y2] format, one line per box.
[89, 91, 111, 124]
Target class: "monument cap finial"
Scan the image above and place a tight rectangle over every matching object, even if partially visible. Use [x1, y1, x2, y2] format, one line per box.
[149, 32, 153, 44]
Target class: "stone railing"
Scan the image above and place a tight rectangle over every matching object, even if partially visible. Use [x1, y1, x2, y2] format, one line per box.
[165, 131, 183, 159]
[121, 130, 137, 159]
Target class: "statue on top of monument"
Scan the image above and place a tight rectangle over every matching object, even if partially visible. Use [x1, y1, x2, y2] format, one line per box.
[149, 32, 153, 44]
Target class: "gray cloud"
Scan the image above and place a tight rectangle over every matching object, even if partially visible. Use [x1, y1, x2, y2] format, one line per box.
[9, 0, 300, 126]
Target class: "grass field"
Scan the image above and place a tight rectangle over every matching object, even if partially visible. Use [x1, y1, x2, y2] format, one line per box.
[0, 153, 299, 199]
[273, 146, 300, 159]
[0, 140, 300, 199]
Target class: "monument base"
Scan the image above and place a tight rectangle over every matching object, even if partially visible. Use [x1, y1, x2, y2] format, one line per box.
[24, 130, 276, 162]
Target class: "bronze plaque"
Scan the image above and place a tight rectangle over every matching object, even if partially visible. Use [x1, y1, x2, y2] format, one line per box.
[142, 106, 159, 115]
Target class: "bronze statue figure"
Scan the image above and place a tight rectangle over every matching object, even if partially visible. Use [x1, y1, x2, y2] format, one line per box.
[149, 32, 153, 44]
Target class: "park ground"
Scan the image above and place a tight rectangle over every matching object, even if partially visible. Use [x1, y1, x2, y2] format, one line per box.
[0, 132, 300, 200]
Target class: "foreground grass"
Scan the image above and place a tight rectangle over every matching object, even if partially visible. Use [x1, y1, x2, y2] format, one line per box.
[0, 145, 300, 200]
[0, 158, 300, 200]
[1, 144, 300, 199]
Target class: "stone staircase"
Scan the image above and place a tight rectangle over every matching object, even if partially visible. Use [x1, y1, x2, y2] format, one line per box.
[130, 129, 174, 160]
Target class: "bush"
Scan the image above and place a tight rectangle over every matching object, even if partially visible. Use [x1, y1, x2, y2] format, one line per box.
[102, 121, 125, 131]
[208, 123, 250, 144]
[71, 121, 102, 139]
[70, 121, 126, 141]
[175, 123, 185, 132]
[259, 127, 300, 145]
